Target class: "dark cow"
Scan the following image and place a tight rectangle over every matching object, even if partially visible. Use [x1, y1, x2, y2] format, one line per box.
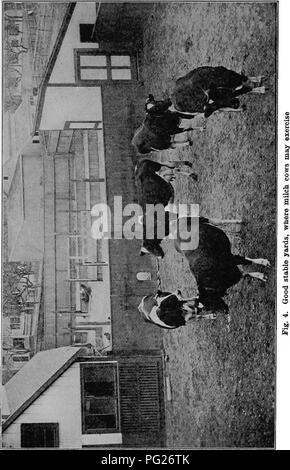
[172, 66, 265, 117]
[138, 289, 213, 329]
[132, 95, 204, 154]
[172, 217, 270, 313]
[135, 158, 197, 257]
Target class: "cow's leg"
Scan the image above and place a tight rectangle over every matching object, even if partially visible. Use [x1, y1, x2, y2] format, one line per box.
[168, 104, 199, 118]
[186, 312, 217, 321]
[160, 160, 197, 179]
[170, 131, 193, 148]
[247, 76, 265, 86]
[207, 217, 243, 225]
[233, 84, 253, 96]
[173, 169, 198, 180]
[164, 203, 179, 213]
[174, 291, 198, 302]
[249, 86, 266, 94]
[201, 313, 217, 320]
[170, 141, 192, 149]
[242, 271, 268, 282]
[161, 160, 193, 169]
[215, 107, 244, 113]
[233, 255, 253, 266]
[234, 255, 270, 267]
[239, 79, 266, 94]
[179, 118, 206, 132]
[172, 128, 189, 135]
[177, 112, 198, 119]
[244, 257, 271, 267]
[158, 168, 176, 182]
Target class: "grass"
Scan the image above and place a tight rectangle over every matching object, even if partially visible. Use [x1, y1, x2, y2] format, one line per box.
[142, 2, 277, 448]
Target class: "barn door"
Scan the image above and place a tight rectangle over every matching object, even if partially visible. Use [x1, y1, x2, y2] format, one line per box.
[118, 355, 165, 447]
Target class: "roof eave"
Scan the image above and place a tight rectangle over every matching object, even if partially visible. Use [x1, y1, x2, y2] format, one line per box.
[32, 3, 76, 135]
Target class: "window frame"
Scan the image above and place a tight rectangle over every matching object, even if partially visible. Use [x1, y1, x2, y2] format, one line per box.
[64, 121, 102, 130]
[74, 49, 137, 84]
[10, 316, 21, 329]
[80, 362, 120, 434]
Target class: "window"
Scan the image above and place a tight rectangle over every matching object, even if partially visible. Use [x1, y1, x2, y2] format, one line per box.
[10, 316, 21, 329]
[76, 51, 134, 82]
[64, 121, 102, 130]
[10, 39, 20, 47]
[13, 338, 25, 349]
[13, 355, 29, 362]
[79, 24, 96, 43]
[74, 331, 88, 344]
[81, 363, 119, 434]
[21, 423, 59, 448]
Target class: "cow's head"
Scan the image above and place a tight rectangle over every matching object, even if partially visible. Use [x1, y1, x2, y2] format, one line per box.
[145, 95, 172, 116]
[140, 241, 165, 258]
[145, 94, 155, 109]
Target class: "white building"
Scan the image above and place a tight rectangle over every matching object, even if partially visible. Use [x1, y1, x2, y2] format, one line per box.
[2, 346, 165, 448]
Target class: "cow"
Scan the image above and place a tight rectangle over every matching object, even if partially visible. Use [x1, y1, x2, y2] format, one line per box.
[171, 217, 270, 313]
[138, 289, 215, 329]
[171, 66, 266, 117]
[132, 95, 205, 154]
[135, 158, 197, 257]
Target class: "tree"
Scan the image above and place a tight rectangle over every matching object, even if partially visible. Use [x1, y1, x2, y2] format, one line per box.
[4, 94, 22, 113]
[2, 262, 34, 317]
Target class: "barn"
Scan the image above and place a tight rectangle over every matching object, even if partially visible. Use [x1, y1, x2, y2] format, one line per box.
[31, 2, 162, 353]
[3, 2, 168, 449]
[2, 346, 165, 448]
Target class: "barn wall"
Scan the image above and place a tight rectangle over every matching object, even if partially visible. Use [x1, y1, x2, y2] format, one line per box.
[42, 130, 112, 351]
[2, 363, 83, 449]
[39, 87, 102, 130]
[102, 85, 162, 351]
[8, 153, 44, 261]
[49, 3, 100, 84]
[3, 362, 124, 449]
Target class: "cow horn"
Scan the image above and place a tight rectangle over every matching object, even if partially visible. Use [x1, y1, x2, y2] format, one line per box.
[140, 246, 149, 256]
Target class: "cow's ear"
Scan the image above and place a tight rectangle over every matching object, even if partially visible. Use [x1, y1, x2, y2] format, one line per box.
[140, 247, 149, 256]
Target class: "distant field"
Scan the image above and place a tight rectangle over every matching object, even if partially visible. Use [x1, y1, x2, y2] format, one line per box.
[142, 2, 276, 448]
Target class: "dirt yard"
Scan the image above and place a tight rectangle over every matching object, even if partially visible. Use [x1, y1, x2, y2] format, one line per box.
[141, 2, 277, 448]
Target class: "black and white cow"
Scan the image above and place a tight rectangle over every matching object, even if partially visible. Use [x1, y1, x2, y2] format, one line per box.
[172, 66, 265, 117]
[135, 158, 197, 257]
[132, 95, 204, 154]
[172, 217, 270, 313]
[138, 289, 212, 329]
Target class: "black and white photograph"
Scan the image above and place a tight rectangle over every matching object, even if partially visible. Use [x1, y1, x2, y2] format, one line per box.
[0, 0, 288, 452]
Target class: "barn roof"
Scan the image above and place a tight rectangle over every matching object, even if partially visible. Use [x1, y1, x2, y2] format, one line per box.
[32, 2, 76, 134]
[2, 346, 85, 431]
[1, 385, 10, 418]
